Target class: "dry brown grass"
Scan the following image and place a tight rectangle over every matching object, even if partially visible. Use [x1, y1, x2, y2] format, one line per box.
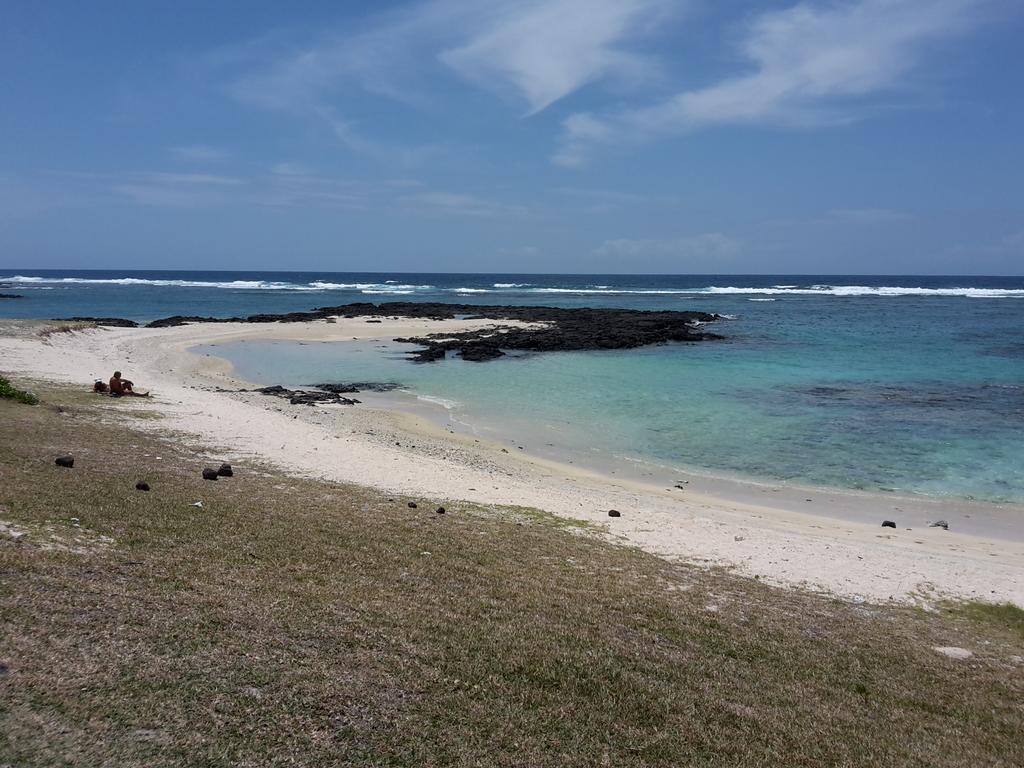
[1, 381, 1022, 767]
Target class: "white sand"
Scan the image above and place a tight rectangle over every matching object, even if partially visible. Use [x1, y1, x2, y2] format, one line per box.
[3, 316, 1022, 607]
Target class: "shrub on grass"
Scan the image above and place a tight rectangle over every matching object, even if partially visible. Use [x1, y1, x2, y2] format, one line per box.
[0, 376, 39, 405]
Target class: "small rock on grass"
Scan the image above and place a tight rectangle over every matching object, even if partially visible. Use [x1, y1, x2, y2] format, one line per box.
[608, 509, 621, 518]
[202, 468, 219, 481]
[436, 507, 446, 515]
[135, 481, 150, 492]
[933, 646, 972, 660]
[55, 455, 74, 468]
[407, 502, 418, 509]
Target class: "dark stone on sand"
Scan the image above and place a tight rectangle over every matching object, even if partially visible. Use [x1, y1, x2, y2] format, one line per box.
[366, 319, 382, 323]
[202, 468, 219, 481]
[55, 455, 74, 468]
[77, 302, 725, 363]
[881, 520, 896, 528]
[407, 502, 418, 509]
[929, 520, 949, 530]
[217, 463, 233, 477]
[608, 509, 621, 518]
[255, 385, 360, 407]
[135, 481, 150, 491]
[436, 507, 446, 514]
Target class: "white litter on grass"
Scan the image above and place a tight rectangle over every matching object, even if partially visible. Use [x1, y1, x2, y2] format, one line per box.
[191, 501, 204, 508]
[933, 646, 973, 660]
[1, 518, 113, 554]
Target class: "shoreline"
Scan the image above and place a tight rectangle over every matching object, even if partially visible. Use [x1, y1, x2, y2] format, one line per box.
[2, 315, 1023, 606]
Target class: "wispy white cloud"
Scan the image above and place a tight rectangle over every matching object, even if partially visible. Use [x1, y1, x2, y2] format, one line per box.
[440, 0, 676, 114]
[221, 0, 679, 159]
[402, 191, 528, 217]
[556, 0, 993, 166]
[169, 145, 229, 163]
[593, 232, 740, 270]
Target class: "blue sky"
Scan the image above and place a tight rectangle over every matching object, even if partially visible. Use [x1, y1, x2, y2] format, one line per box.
[2, 0, 1022, 274]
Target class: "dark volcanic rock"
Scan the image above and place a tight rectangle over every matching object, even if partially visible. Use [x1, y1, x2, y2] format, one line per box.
[217, 463, 233, 477]
[146, 315, 240, 328]
[608, 509, 621, 518]
[77, 302, 725, 363]
[407, 502, 418, 509]
[0, 293, 21, 299]
[59, 317, 139, 327]
[136, 481, 150, 491]
[256, 385, 360, 406]
[379, 302, 722, 363]
[202, 468, 219, 481]
[436, 506, 446, 514]
[313, 382, 402, 394]
[459, 344, 505, 362]
[881, 520, 896, 528]
[55, 455, 74, 468]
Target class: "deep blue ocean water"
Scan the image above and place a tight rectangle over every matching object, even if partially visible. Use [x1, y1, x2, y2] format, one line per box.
[3, 270, 1023, 502]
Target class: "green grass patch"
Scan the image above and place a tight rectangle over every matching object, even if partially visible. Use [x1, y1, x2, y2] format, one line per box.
[956, 601, 1024, 640]
[0, 376, 39, 405]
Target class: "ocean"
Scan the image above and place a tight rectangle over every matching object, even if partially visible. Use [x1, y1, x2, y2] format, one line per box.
[3, 270, 1023, 503]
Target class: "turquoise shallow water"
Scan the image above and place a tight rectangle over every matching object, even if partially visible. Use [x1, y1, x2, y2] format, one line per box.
[4, 270, 1022, 502]
[200, 294, 1024, 504]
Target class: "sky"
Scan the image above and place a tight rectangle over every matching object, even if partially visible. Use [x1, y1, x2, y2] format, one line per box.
[1, 0, 1023, 275]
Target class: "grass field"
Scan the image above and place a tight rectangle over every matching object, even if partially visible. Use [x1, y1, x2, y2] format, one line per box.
[1, 378, 1022, 767]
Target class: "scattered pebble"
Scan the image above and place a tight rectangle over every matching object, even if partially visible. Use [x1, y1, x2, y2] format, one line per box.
[881, 520, 896, 528]
[202, 468, 219, 481]
[929, 520, 949, 530]
[436, 507, 446, 514]
[407, 502, 418, 509]
[608, 509, 621, 518]
[135, 481, 150, 492]
[217, 463, 233, 477]
[54, 455, 74, 468]
[734, 535, 745, 542]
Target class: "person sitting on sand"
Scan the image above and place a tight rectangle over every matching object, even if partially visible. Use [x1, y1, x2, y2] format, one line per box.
[93, 379, 109, 394]
[109, 371, 149, 397]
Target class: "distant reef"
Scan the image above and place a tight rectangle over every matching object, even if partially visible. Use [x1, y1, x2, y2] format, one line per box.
[0, 294, 22, 299]
[59, 302, 726, 363]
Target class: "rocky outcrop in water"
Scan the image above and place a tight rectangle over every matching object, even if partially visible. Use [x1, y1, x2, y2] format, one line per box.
[0, 294, 22, 299]
[312, 382, 402, 394]
[60, 316, 140, 327]
[255, 385, 361, 406]
[61, 302, 725, 362]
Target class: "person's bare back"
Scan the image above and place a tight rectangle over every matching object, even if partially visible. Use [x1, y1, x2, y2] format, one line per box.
[109, 370, 149, 397]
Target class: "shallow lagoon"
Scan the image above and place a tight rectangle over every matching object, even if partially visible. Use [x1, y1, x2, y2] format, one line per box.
[200, 293, 1024, 504]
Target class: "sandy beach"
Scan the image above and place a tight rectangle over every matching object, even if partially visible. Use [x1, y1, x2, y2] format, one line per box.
[3, 315, 1022, 606]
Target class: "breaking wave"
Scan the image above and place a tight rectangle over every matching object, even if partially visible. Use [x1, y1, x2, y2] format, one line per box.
[697, 285, 1024, 298]
[1, 276, 436, 294]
